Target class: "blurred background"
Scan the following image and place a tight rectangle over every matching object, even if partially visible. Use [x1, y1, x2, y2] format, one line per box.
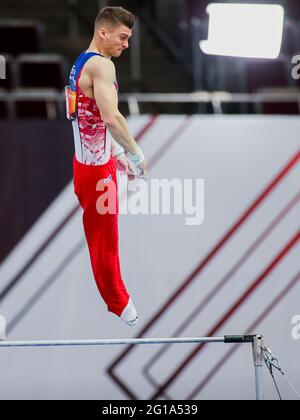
[0, 0, 299, 400]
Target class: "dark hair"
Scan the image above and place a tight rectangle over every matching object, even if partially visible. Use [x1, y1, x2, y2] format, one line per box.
[95, 6, 135, 31]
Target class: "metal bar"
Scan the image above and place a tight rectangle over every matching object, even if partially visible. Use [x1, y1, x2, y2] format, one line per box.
[0, 332, 263, 400]
[0, 315, 5, 340]
[131, 16, 141, 83]
[211, 98, 223, 115]
[255, 366, 264, 401]
[252, 335, 264, 401]
[128, 96, 140, 115]
[1, 92, 300, 104]
[118, 92, 300, 103]
[0, 337, 225, 348]
[191, 17, 203, 91]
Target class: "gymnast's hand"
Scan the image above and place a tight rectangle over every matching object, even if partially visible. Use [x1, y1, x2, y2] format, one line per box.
[115, 153, 138, 180]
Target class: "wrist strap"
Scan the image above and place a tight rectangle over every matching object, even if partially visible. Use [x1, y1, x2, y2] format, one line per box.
[112, 144, 125, 159]
[127, 149, 145, 167]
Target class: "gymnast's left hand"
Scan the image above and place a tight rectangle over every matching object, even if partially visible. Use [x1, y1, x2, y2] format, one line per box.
[115, 153, 138, 180]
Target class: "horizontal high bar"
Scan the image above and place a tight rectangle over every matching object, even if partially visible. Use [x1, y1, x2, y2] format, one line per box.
[0, 335, 258, 348]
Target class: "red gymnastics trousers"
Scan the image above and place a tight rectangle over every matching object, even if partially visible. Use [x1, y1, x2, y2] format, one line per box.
[73, 155, 130, 316]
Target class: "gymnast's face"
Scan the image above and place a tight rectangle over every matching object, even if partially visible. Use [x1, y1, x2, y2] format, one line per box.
[97, 23, 132, 58]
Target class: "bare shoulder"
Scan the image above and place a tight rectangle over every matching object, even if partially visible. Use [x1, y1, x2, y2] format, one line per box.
[86, 55, 115, 83]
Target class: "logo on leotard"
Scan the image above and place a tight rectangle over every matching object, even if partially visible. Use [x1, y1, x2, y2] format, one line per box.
[103, 175, 112, 184]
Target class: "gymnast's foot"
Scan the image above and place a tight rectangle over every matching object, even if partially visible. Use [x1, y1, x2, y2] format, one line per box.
[120, 298, 138, 327]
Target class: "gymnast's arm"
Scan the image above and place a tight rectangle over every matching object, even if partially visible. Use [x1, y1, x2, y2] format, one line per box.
[90, 57, 140, 156]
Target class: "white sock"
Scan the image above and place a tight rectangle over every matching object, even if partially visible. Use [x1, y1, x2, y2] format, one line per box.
[120, 298, 138, 327]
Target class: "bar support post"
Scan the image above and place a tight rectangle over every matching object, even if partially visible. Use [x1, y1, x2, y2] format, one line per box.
[252, 335, 264, 401]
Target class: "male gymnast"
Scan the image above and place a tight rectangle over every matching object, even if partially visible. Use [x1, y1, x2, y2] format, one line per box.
[66, 6, 148, 326]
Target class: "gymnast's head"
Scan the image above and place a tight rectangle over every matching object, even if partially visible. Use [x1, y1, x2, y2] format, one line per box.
[93, 6, 134, 58]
